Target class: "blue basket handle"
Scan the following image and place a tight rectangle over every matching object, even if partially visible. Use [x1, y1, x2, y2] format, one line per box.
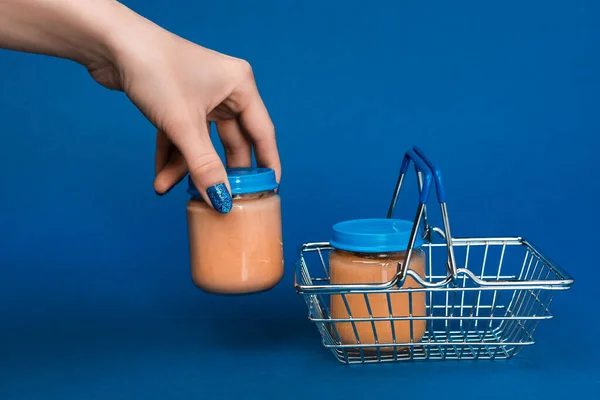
[398, 147, 446, 204]
[389, 145, 458, 285]
[412, 146, 446, 204]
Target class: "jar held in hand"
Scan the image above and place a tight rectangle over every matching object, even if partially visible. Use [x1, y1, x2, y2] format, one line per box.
[186, 168, 283, 294]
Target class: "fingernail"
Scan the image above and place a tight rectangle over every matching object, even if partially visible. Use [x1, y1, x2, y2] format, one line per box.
[207, 183, 232, 214]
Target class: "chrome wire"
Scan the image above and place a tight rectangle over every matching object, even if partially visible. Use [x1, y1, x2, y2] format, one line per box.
[293, 153, 573, 364]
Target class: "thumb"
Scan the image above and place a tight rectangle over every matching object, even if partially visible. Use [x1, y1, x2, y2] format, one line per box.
[171, 121, 232, 214]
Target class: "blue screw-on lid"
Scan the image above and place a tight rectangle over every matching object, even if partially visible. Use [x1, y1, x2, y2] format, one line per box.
[330, 218, 424, 253]
[187, 167, 278, 197]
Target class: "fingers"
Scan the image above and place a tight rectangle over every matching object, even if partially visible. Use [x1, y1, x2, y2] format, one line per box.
[154, 148, 188, 195]
[155, 118, 253, 202]
[154, 129, 187, 194]
[169, 119, 232, 214]
[216, 119, 252, 168]
[155, 129, 171, 176]
[238, 88, 281, 183]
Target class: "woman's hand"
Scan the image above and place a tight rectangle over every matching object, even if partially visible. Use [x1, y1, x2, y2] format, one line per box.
[90, 18, 281, 214]
[0, 0, 280, 214]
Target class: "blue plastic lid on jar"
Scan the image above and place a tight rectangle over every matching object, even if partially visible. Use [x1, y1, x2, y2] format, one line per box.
[330, 218, 424, 253]
[187, 167, 279, 197]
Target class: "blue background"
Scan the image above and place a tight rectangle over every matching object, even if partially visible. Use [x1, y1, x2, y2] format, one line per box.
[1, 0, 598, 398]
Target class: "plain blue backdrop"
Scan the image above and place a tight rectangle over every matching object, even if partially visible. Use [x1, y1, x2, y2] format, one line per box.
[1, 0, 599, 398]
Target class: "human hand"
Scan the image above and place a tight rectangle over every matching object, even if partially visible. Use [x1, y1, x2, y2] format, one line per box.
[0, 1, 280, 213]
[89, 11, 280, 213]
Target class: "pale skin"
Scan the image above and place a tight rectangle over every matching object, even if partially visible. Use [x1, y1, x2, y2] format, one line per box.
[0, 0, 281, 213]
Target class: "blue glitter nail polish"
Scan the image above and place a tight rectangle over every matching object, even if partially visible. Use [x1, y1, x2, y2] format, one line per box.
[207, 183, 232, 214]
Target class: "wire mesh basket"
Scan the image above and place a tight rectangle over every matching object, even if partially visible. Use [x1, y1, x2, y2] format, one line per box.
[294, 146, 574, 364]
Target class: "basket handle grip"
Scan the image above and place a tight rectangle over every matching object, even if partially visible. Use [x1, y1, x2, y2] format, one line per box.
[398, 149, 433, 205]
[387, 146, 447, 219]
[398, 147, 446, 204]
[412, 146, 446, 203]
[390, 145, 458, 284]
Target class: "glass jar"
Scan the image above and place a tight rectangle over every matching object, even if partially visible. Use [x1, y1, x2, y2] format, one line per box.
[328, 218, 426, 349]
[186, 168, 283, 294]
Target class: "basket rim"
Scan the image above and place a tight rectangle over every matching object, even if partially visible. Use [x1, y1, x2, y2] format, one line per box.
[294, 236, 574, 295]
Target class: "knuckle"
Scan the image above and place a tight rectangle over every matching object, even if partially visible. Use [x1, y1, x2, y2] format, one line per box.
[160, 116, 195, 142]
[188, 153, 222, 179]
[234, 58, 254, 80]
[255, 122, 277, 143]
[224, 141, 246, 153]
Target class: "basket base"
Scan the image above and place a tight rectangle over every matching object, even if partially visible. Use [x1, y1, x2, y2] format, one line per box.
[325, 341, 526, 364]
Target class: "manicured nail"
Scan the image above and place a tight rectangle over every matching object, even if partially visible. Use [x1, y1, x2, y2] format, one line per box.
[207, 183, 232, 214]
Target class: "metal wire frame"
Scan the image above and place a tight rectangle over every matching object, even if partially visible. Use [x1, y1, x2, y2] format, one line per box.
[294, 147, 573, 364]
[295, 237, 572, 364]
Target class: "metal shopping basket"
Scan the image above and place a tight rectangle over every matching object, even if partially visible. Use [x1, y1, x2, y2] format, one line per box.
[294, 146, 574, 364]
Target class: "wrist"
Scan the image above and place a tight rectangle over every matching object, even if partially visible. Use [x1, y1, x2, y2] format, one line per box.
[34, 1, 159, 70]
[97, 2, 170, 71]
[70, 1, 140, 69]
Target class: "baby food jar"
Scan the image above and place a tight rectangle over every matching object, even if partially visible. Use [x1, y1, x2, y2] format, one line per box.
[186, 168, 283, 294]
[328, 218, 426, 349]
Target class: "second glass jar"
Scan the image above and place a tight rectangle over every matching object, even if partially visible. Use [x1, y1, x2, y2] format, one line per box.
[328, 218, 427, 349]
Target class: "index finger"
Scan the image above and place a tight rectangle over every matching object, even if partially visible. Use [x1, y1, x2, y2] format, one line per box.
[238, 90, 281, 183]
